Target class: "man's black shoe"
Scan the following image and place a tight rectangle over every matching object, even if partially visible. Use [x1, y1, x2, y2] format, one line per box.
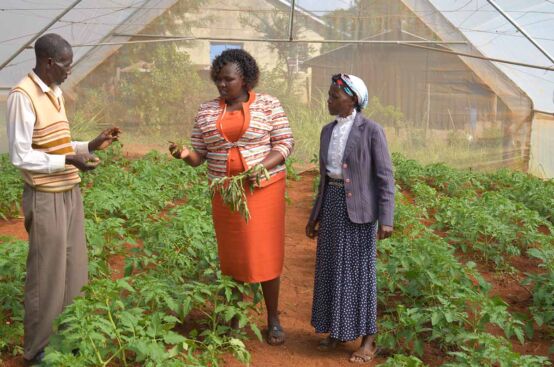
[25, 350, 45, 366]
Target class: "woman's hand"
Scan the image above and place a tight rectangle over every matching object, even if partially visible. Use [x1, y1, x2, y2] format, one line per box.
[168, 142, 190, 160]
[248, 163, 271, 184]
[377, 224, 393, 240]
[306, 220, 319, 239]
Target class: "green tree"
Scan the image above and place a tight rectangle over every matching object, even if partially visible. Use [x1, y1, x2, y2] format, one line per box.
[118, 43, 209, 136]
[71, 0, 211, 140]
[240, 10, 312, 94]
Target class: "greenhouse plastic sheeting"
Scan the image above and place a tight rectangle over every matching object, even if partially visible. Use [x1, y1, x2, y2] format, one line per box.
[1, 0, 552, 173]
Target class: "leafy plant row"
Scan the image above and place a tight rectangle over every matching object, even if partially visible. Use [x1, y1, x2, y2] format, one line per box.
[375, 195, 549, 366]
[80, 144, 206, 279]
[0, 154, 23, 220]
[0, 237, 26, 358]
[410, 181, 552, 270]
[391, 154, 554, 360]
[393, 153, 554, 225]
[0, 145, 258, 366]
[42, 205, 257, 366]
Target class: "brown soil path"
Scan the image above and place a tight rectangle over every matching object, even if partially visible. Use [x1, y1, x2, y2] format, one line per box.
[224, 171, 387, 367]
[0, 219, 26, 241]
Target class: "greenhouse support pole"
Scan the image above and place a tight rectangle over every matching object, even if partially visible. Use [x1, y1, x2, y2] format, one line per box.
[486, 0, 554, 64]
[401, 43, 553, 72]
[0, 0, 83, 70]
[425, 83, 430, 138]
[289, 0, 296, 41]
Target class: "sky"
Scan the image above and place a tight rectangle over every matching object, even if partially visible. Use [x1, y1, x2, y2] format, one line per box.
[296, 0, 352, 14]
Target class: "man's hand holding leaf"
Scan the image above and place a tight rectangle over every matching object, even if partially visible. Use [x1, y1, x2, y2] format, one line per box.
[89, 127, 122, 151]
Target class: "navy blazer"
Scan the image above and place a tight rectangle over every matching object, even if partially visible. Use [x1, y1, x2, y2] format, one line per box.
[309, 113, 395, 226]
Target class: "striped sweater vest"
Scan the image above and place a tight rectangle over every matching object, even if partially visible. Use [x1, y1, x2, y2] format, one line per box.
[10, 74, 81, 192]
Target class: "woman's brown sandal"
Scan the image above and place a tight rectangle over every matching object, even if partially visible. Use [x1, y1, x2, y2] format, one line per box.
[349, 347, 379, 364]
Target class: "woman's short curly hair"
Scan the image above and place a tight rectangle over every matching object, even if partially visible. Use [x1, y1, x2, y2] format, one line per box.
[210, 49, 259, 90]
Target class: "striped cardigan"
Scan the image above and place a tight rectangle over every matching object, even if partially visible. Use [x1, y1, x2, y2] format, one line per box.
[191, 92, 294, 182]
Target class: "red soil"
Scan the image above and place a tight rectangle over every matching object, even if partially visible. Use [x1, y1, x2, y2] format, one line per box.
[0, 219, 26, 241]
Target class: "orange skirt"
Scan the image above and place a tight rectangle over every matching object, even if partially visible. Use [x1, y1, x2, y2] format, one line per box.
[211, 148, 286, 283]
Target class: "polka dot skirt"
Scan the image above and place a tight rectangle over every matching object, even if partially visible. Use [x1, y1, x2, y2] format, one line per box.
[311, 182, 378, 341]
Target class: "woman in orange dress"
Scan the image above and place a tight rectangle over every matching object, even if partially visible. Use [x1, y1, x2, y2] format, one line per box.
[169, 49, 294, 345]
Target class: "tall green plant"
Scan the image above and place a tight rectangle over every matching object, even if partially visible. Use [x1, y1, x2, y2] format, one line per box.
[0, 154, 23, 220]
[70, 0, 211, 143]
[0, 237, 26, 358]
[118, 44, 209, 136]
[240, 10, 313, 94]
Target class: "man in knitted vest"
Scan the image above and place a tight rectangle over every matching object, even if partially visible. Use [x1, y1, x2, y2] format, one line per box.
[6, 33, 121, 365]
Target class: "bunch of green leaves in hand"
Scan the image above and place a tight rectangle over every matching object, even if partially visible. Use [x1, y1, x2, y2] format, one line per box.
[168, 140, 190, 160]
[209, 164, 270, 222]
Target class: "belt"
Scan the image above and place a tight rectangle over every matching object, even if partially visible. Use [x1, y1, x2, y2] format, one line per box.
[327, 176, 344, 187]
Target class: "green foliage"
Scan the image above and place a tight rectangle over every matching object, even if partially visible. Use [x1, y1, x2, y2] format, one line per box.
[392, 153, 554, 353]
[366, 96, 405, 131]
[0, 237, 26, 357]
[433, 192, 552, 268]
[118, 43, 209, 136]
[379, 354, 428, 367]
[523, 247, 554, 332]
[0, 154, 23, 220]
[45, 149, 254, 366]
[444, 332, 551, 367]
[44, 275, 254, 366]
[44, 279, 190, 367]
[1, 146, 552, 365]
[394, 155, 553, 269]
[209, 164, 270, 222]
[377, 231, 523, 355]
[483, 169, 554, 224]
[285, 157, 300, 181]
[0, 144, 256, 366]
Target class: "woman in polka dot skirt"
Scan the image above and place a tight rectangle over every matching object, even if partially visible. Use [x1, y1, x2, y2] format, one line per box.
[306, 74, 395, 363]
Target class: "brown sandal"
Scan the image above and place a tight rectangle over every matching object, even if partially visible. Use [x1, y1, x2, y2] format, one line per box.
[349, 348, 378, 364]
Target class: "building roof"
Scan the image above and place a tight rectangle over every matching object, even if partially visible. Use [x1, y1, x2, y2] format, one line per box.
[426, 0, 554, 114]
[305, 0, 552, 119]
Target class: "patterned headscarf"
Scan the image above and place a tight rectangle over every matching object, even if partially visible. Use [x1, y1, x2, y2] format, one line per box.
[331, 73, 369, 110]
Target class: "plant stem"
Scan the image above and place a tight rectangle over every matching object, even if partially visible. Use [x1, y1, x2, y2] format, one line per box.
[106, 298, 128, 367]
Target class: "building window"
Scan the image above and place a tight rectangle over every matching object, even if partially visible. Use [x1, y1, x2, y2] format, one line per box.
[209, 42, 243, 62]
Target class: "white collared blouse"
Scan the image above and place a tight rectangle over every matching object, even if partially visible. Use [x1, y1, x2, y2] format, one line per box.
[326, 110, 356, 179]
